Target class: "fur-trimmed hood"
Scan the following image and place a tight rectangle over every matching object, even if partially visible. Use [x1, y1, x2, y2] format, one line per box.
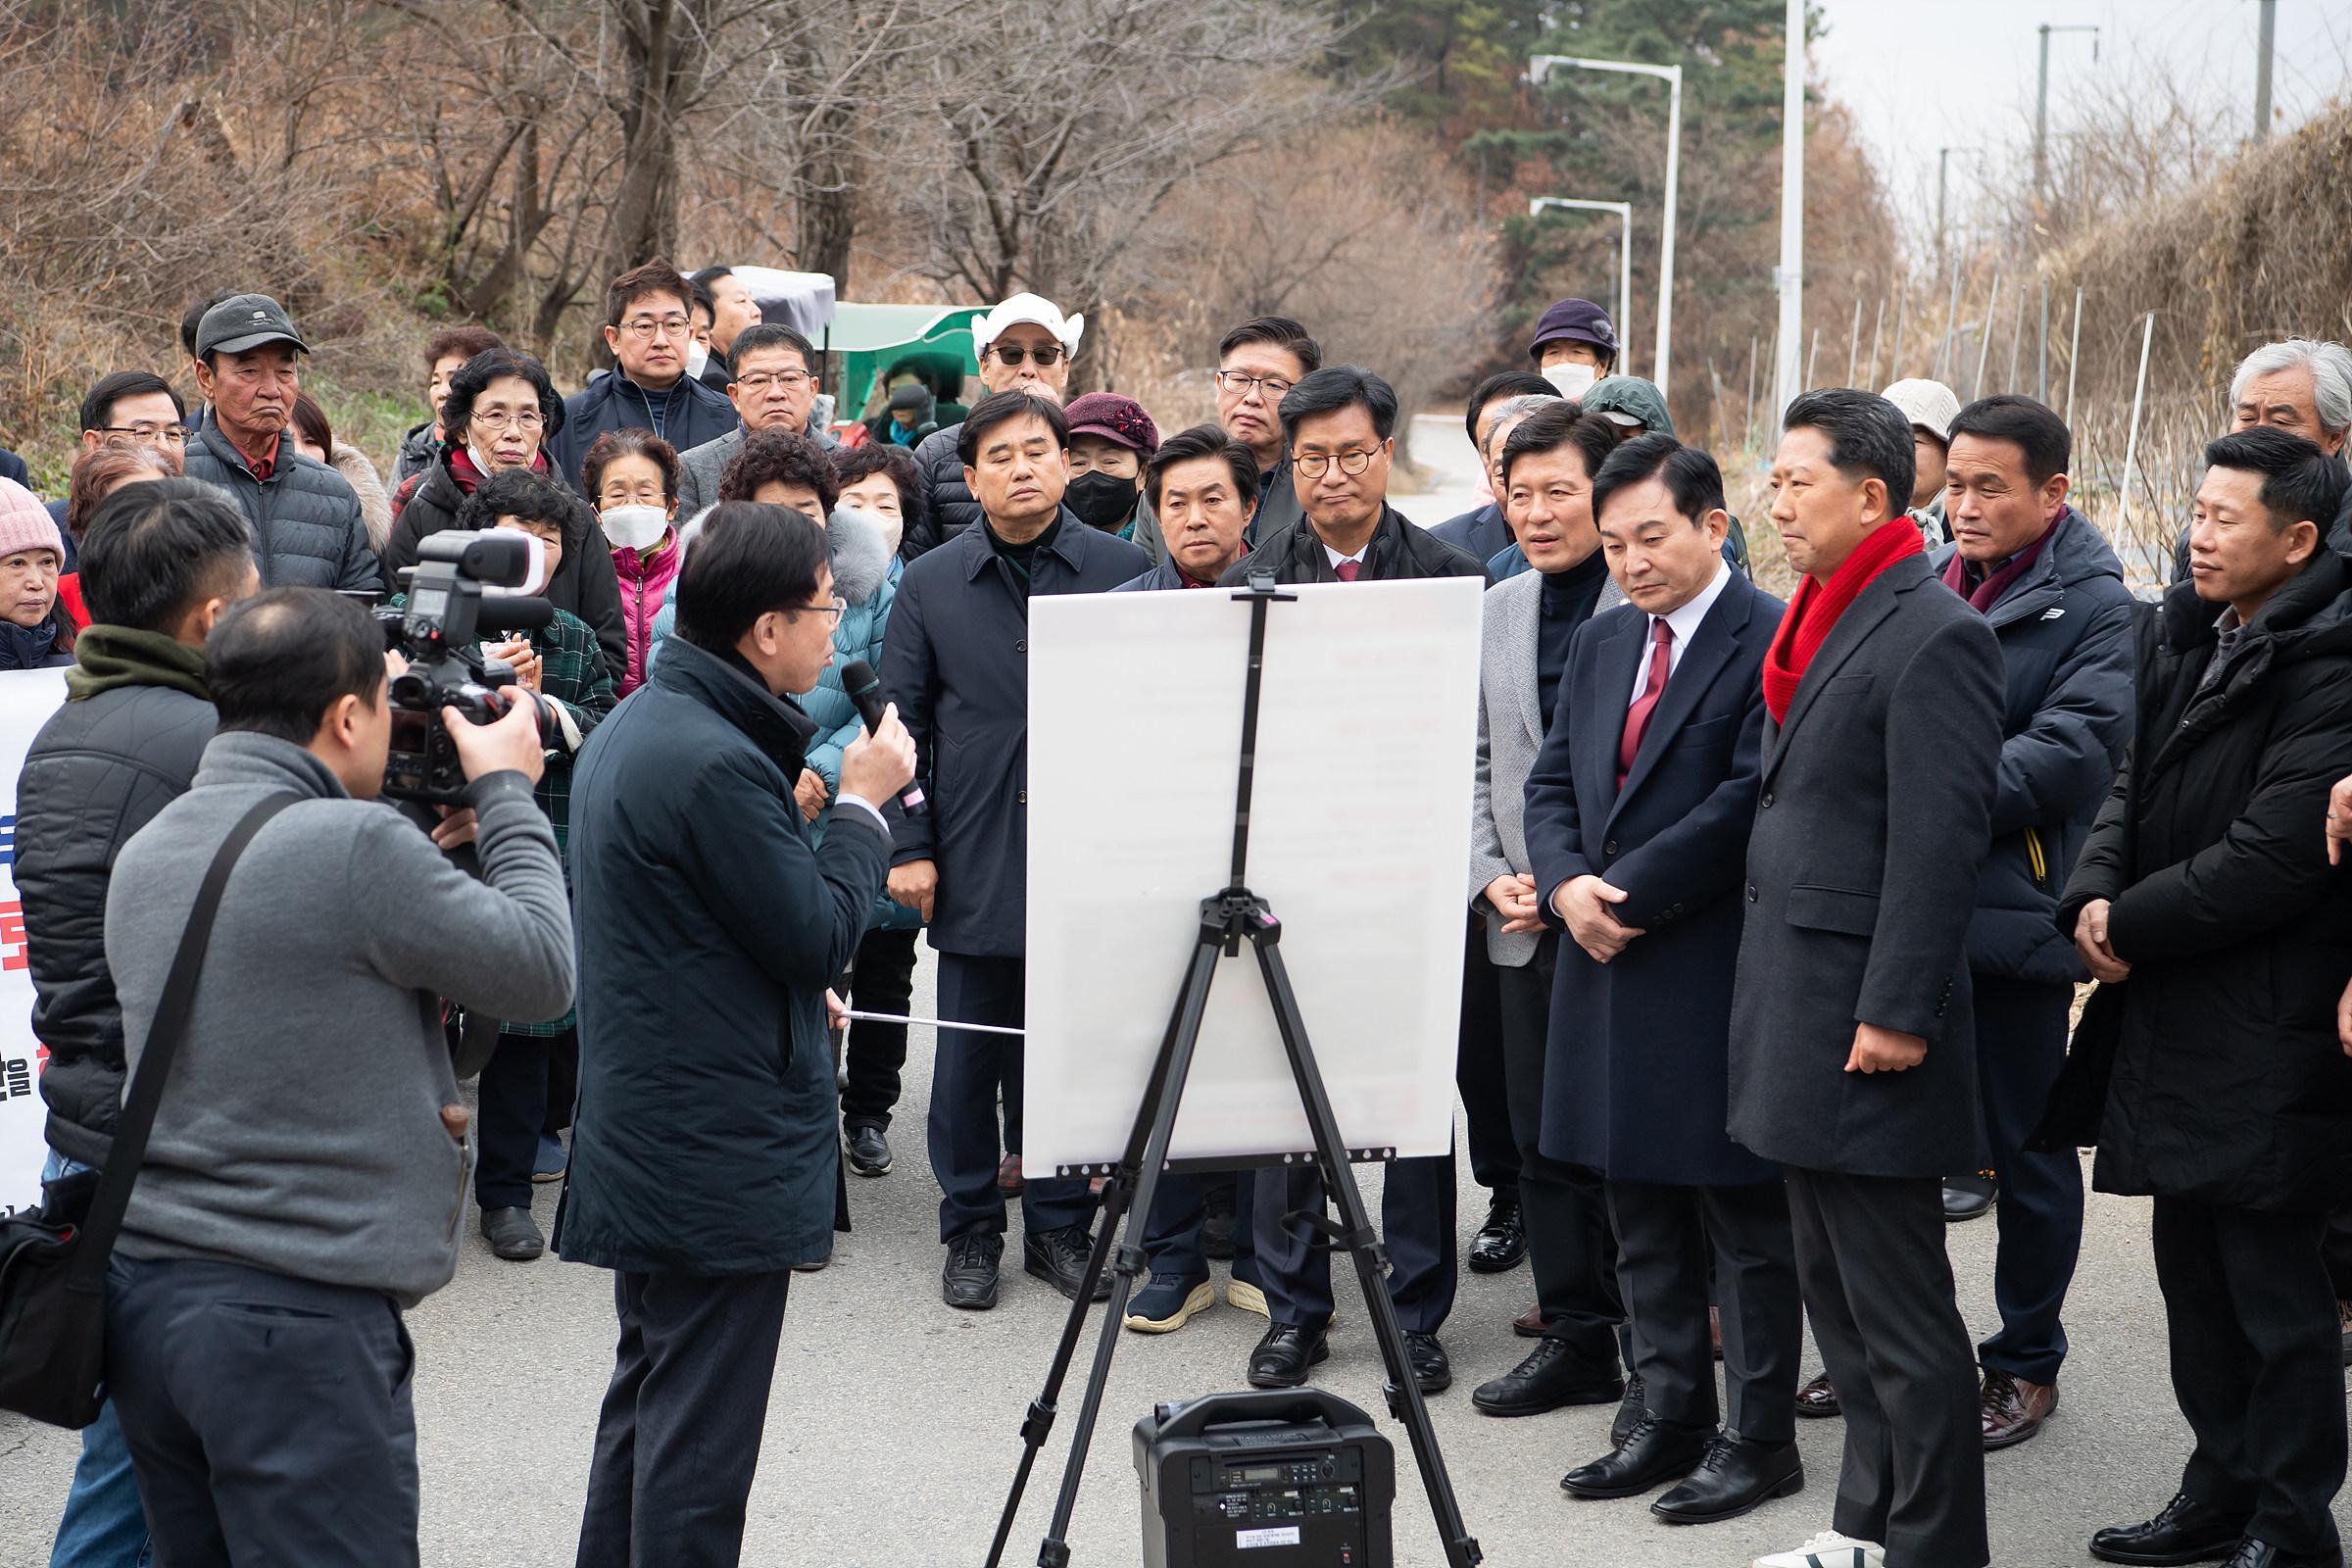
[673, 502, 894, 609]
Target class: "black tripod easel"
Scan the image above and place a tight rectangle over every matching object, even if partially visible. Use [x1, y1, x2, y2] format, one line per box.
[984, 574, 1482, 1568]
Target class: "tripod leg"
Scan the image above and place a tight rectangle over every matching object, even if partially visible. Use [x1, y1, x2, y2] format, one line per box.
[989, 928, 1225, 1568]
[1251, 934, 1485, 1568]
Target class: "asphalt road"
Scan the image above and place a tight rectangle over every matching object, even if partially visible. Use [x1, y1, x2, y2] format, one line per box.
[4, 936, 2349, 1566]
[6, 432, 2350, 1562]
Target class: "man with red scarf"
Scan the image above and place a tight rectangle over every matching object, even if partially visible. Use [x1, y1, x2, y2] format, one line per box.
[1729, 389, 2004, 1568]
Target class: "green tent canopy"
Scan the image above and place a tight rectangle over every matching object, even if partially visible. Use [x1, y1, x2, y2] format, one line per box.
[822, 303, 986, 427]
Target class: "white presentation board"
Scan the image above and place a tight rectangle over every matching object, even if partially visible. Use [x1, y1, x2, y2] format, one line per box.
[0, 668, 73, 1214]
[1023, 576, 1483, 1172]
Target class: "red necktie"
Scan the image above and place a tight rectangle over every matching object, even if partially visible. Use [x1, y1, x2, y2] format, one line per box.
[1335, 559, 1361, 581]
[1618, 617, 1674, 787]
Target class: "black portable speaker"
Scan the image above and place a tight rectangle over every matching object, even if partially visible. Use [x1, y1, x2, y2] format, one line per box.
[1134, 1388, 1396, 1567]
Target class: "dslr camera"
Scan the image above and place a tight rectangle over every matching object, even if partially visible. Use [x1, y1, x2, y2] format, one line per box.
[377, 530, 553, 805]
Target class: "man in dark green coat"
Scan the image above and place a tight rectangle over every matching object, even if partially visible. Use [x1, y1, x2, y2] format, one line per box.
[558, 500, 915, 1568]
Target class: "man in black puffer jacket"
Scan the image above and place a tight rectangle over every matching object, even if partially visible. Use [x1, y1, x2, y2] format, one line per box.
[179, 295, 381, 591]
[21, 480, 260, 1171]
[1930, 396, 2134, 1452]
[15, 479, 258, 1558]
[2061, 428, 2352, 1568]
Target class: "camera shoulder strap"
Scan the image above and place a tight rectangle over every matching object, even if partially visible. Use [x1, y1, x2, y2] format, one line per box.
[66, 793, 300, 1289]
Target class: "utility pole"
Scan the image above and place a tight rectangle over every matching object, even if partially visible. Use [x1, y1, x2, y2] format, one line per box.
[1936, 147, 1981, 272]
[2254, 0, 2278, 141]
[2034, 24, 2100, 210]
[1773, 0, 1804, 417]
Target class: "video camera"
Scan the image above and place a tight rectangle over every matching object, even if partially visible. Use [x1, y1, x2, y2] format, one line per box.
[377, 530, 554, 805]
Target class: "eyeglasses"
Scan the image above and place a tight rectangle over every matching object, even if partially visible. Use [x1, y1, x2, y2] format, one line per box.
[102, 423, 188, 446]
[987, 343, 1064, 368]
[735, 370, 811, 392]
[1293, 448, 1383, 478]
[618, 316, 693, 341]
[1214, 369, 1295, 402]
[470, 409, 546, 432]
[781, 595, 848, 626]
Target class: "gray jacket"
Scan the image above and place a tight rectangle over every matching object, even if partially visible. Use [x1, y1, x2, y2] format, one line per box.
[106, 734, 574, 1305]
[675, 426, 743, 515]
[1470, 566, 1625, 965]
[181, 421, 381, 592]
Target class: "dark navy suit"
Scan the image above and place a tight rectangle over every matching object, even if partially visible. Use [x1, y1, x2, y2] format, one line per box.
[1525, 567, 1801, 1442]
[882, 512, 1150, 1243]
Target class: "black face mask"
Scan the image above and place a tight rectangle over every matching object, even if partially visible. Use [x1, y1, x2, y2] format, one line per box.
[1065, 470, 1140, 531]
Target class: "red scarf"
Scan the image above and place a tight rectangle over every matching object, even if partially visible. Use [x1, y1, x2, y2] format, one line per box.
[1761, 519, 1924, 722]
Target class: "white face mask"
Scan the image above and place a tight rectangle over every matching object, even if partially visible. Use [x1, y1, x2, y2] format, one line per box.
[838, 501, 903, 560]
[1544, 362, 1598, 399]
[601, 504, 669, 553]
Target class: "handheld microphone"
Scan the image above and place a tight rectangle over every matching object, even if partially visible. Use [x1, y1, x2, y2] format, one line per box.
[839, 659, 925, 815]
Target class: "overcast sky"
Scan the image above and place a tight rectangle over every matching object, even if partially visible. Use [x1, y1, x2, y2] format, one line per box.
[1814, 0, 2349, 231]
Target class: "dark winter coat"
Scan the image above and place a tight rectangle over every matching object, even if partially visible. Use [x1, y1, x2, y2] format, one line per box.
[1529, 571, 1786, 1186]
[181, 421, 381, 591]
[1217, 505, 1487, 587]
[555, 636, 890, 1274]
[394, 419, 438, 485]
[1724, 552, 2006, 1177]
[906, 422, 979, 557]
[545, 371, 740, 498]
[1431, 501, 1510, 563]
[2057, 552, 2352, 1211]
[881, 514, 1149, 956]
[381, 457, 629, 678]
[1934, 508, 2137, 981]
[18, 631, 214, 1169]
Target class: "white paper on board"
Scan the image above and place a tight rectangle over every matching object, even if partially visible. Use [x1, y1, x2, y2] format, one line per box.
[1022, 575, 1481, 1172]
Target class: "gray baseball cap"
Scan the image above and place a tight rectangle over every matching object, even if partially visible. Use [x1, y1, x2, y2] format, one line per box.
[195, 294, 311, 359]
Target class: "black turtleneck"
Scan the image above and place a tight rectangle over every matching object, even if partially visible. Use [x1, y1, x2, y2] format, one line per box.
[1538, 547, 1610, 726]
[985, 513, 1062, 597]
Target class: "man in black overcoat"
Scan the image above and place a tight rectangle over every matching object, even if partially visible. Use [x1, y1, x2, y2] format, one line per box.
[1726, 389, 2003, 1568]
[880, 390, 1148, 1311]
[1216, 366, 1488, 1397]
[2062, 428, 2352, 1568]
[1523, 435, 1803, 1525]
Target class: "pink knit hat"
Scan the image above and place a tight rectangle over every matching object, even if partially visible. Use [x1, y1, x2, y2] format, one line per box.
[0, 479, 62, 563]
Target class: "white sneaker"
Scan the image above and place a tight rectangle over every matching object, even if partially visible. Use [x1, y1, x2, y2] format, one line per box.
[1751, 1531, 1886, 1568]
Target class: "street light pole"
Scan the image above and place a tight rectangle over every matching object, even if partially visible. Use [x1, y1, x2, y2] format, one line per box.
[1773, 0, 1804, 416]
[2034, 24, 2100, 209]
[1529, 198, 1637, 374]
[1529, 52, 1684, 399]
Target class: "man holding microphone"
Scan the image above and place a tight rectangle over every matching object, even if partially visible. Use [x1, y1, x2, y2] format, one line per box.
[557, 500, 917, 1568]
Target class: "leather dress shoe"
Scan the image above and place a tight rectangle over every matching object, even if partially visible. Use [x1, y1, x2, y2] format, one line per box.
[1980, 1368, 2058, 1449]
[1467, 1197, 1527, 1273]
[1651, 1432, 1804, 1524]
[2089, 1494, 2253, 1566]
[1942, 1171, 1996, 1221]
[1794, 1370, 1841, 1418]
[1610, 1372, 1646, 1446]
[1512, 1302, 1551, 1338]
[1559, 1412, 1710, 1499]
[479, 1205, 544, 1261]
[2222, 1541, 2344, 1568]
[1023, 1225, 1110, 1302]
[845, 1123, 892, 1177]
[1247, 1321, 1331, 1389]
[1402, 1331, 1451, 1394]
[942, 1231, 1003, 1310]
[1471, 1337, 1625, 1416]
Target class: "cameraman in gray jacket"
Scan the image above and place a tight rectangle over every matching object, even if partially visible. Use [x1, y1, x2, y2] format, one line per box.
[100, 587, 574, 1567]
